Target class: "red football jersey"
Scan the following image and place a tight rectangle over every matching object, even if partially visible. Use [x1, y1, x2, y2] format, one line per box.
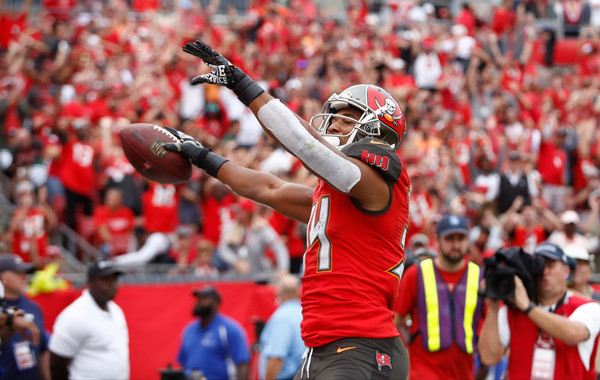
[12, 208, 49, 262]
[301, 138, 411, 347]
[58, 139, 97, 197]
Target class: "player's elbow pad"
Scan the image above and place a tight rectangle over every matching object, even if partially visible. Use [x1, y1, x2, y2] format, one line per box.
[258, 99, 361, 193]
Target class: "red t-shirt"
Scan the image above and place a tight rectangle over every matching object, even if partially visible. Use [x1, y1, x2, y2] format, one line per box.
[538, 140, 567, 185]
[12, 207, 49, 262]
[395, 261, 477, 380]
[93, 205, 135, 255]
[142, 183, 180, 233]
[58, 139, 97, 197]
[300, 139, 410, 347]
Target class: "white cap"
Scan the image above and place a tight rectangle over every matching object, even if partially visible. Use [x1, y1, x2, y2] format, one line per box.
[560, 210, 580, 225]
[564, 245, 591, 261]
[451, 24, 468, 36]
[389, 58, 406, 71]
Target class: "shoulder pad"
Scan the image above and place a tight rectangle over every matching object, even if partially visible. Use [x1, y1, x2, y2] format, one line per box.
[342, 138, 402, 182]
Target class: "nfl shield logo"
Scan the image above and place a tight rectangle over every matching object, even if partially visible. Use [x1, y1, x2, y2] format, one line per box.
[150, 138, 168, 158]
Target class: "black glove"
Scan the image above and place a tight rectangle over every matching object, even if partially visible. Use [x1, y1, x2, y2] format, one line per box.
[182, 40, 264, 106]
[163, 126, 228, 178]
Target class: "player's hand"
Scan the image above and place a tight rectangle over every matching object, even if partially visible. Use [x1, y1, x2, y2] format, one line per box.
[163, 126, 228, 177]
[182, 40, 264, 106]
[163, 126, 209, 169]
[182, 40, 235, 87]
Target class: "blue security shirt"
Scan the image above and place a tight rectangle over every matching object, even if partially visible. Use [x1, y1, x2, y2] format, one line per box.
[259, 299, 305, 380]
[0, 296, 49, 380]
[177, 313, 250, 380]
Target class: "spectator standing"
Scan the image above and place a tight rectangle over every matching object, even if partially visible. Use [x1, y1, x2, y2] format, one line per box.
[166, 40, 410, 378]
[259, 274, 304, 380]
[0, 254, 49, 380]
[218, 198, 289, 276]
[490, 150, 539, 215]
[49, 260, 129, 380]
[548, 209, 590, 252]
[92, 187, 135, 257]
[538, 128, 569, 213]
[8, 181, 58, 266]
[413, 37, 442, 91]
[177, 285, 250, 380]
[395, 214, 484, 379]
[479, 242, 600, 379]
[56, 118, 98, 232]
[565, 245, 600, 302]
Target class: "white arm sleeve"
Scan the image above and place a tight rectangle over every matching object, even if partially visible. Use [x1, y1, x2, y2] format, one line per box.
[257, 99, 361, 193]
[115, 233, 170, 266]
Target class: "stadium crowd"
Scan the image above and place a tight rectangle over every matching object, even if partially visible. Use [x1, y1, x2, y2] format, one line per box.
[0, 0, 599, 278]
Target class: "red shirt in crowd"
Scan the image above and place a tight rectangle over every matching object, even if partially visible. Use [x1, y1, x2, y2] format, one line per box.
[141, 183, 180, 233]
[538, 140, 568, 186]
[12, 207, 49, 263]
[0, 11, 27, 49]
[93, 205, 135, 255]
[58, 138, 97, 197]
[490, 5, 516, 36]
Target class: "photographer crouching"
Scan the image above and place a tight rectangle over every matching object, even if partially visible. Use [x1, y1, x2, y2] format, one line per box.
[479, 242, 600, 379]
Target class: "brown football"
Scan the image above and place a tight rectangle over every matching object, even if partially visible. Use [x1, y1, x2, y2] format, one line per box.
[120, 123, 192, 184]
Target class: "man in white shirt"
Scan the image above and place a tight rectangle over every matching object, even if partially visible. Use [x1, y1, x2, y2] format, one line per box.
[49, 260, 129, 380]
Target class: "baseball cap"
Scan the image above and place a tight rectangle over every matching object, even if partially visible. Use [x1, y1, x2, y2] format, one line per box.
[436, 214, 469, 237]
[192, 285, 221, 303]
[0, 254, 36, 274]
[508, 150, 520, 160]
[533, 242, 567, 264]
[560, 210, 580, 225]
[413, 247, 437, 259]
[409, 233, 429, 248]
[87, 259, 125, 278]
[564, 245, 591, 261]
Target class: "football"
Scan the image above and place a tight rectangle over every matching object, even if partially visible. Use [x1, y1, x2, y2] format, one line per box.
[120, 123, 192, 184]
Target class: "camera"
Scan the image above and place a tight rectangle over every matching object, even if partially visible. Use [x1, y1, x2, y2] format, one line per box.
[485, 264, 517, 300]
[483, 246, 546, 302]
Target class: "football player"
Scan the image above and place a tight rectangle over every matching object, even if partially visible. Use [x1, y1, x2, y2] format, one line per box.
[165, 40, 411, 379]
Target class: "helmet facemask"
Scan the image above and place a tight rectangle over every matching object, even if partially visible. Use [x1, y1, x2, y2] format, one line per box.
[311, 94, 384, 150]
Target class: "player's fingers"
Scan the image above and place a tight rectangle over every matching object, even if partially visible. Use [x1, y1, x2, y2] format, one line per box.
[163, 142, 181, 152]
[190, 75, 211, 85]
[163, 126, 182, 141]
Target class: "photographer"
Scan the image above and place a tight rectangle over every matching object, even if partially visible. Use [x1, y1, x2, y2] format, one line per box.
[479, 242, 600, 379]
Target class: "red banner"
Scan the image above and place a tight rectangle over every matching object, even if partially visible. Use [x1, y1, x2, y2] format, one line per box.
[33, 282, 278, 380]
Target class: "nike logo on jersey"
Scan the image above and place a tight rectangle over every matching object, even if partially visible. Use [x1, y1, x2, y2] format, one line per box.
[369, 140, 389, 146]
[337, 346, 357, 353]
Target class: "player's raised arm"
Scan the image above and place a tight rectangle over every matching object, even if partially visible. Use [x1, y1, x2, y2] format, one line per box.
[179, 40, 408, 212]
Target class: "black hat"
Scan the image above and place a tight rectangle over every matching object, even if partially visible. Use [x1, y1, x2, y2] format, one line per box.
[192, 285, 221, 303]
[87, 259, 125, 278]
[533, 242, 567, 264]
[0, 254, 36, 274]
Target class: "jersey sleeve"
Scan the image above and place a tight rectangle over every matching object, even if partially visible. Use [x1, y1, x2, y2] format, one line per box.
[341, 138, 403, 183]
